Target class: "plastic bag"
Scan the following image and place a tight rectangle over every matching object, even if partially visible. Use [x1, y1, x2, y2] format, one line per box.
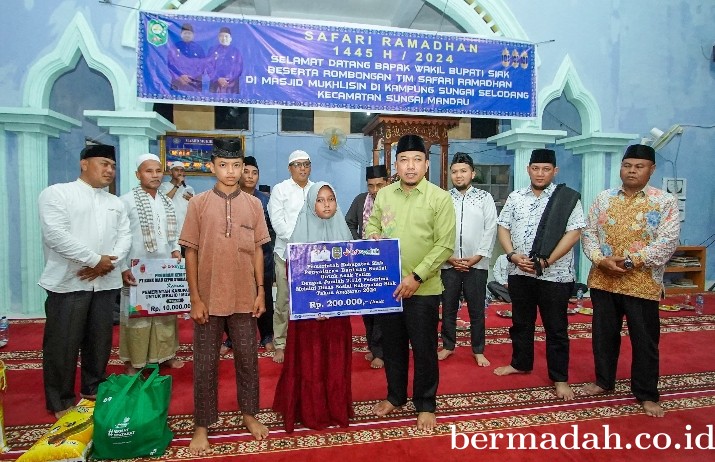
[92, 364, 173, 459]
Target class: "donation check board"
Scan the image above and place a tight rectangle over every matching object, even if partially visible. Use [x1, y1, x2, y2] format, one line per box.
[287, 239, 402, 320]
[128, 258, 190, 317]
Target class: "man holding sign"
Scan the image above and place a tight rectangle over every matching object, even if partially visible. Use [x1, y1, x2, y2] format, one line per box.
[365, 134, 455, 432]
[119, 154, 183, 375]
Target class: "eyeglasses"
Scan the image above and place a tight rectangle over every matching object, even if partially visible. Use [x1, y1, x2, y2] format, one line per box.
[290, 161, 311, 168]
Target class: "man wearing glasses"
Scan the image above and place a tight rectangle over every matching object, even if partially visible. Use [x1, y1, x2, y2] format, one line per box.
[268, 150, 314, 363]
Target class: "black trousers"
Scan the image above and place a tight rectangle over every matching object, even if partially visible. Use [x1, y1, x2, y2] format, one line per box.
[378, 295, 440, 413]
[362, 314, 383, 359]
[590, 288, 660, 402]
[487, 281, 511, 303]
[508, 275, 572, 382]
[256, 271, 275, 342]
[43, 289, 118, 413]
[440, 268, 488, 353]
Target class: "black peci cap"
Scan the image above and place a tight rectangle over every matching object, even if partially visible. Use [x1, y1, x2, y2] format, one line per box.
[212, 138, 243, 159]
[366, 164, 388, 180]
[396, 134, 427, 154]
[622, 144, 655, 163]
[80, 144, 116, 161]
[243, 155, 259, 170]
[450, 152, 474, 169]
[529, 148, 556, 166]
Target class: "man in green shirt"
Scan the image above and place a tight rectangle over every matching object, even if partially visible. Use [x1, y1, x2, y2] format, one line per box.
[365, 134, 456, 432]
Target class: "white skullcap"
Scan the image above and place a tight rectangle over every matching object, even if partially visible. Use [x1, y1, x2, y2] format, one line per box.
[136, 153, 161, 169]
[288, 150, 310, 164]
[169, 160, 186, 170]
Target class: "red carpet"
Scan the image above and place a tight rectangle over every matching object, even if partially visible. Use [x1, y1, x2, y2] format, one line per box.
[2, 294, 715, 461]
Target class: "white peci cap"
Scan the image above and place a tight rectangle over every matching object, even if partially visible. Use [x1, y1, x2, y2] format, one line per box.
[136, 153, 161, 169]
[288, 150, 310, 164]
[168, 161, 185, 170]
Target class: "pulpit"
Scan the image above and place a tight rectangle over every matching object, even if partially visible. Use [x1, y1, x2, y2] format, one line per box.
[362, 115, 461, 188]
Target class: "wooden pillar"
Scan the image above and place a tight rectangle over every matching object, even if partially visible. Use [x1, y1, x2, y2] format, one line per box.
[440, 141, 449, 188]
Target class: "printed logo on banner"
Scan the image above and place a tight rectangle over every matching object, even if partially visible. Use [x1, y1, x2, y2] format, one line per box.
[501, 48, 511, 67]
[148, 19, 168, 46]
[520, 50, 529, 69]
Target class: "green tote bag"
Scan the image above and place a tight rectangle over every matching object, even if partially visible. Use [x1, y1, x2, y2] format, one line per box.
[93, 364, 174, 459]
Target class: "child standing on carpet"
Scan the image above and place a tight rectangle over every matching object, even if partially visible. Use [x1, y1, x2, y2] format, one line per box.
[273, 182, 354, 432]
[179, 138, 271, 455]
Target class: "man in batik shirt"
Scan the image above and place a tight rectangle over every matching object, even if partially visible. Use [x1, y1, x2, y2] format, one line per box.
[581, 144, 680, 418]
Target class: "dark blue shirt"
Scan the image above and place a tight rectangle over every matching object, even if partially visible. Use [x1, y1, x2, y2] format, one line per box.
[253, 190, 275, 276]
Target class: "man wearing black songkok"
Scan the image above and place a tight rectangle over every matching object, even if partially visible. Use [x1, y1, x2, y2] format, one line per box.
[493, 148, 585, 401]
[581, 144, 679, 417]
[346, 165, 389, 369]
[168, 23, 205, 91]
[365, 135, 455, 432]
[38, 144, 131, 418]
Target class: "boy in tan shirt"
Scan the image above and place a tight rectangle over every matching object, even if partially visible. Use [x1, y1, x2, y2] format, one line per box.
[179, 138, 270, 455]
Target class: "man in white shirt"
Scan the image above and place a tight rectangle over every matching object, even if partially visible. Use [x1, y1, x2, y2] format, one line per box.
[309, 247, 323, 263]
[267, 150, 314, 363]
[159, 161, 194, 233]
[316, 245, 331, 262]
[119, 154, 184, 375]
[438, 153, 497, 366]
[38, 144, 131, 419]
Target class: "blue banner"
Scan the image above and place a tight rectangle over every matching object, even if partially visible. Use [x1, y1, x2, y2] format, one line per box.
[138, 11, 536, 118]
[287, 239, 402, 320]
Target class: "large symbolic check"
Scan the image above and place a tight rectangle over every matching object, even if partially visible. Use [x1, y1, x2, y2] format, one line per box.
[128, 258, 190, 317]
[287, 239, 403, 320]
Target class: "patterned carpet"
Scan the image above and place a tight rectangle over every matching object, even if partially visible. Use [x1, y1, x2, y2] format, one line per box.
[3, 300, 715, 460]
[6, 371, 715, 458]
[4, 314, 715, 370]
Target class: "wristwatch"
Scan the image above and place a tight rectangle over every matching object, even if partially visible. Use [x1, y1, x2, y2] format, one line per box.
[412, 271, 423, 283]
[624, 256, 634, 270]
[506, 251, 517, 263]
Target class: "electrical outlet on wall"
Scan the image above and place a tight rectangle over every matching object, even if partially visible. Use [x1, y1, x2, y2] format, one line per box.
[663, 177, 686, 200]
[663, 178, 686, 222]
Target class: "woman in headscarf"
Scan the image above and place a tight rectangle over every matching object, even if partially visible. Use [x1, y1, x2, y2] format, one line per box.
[273, 182, 354, 432]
